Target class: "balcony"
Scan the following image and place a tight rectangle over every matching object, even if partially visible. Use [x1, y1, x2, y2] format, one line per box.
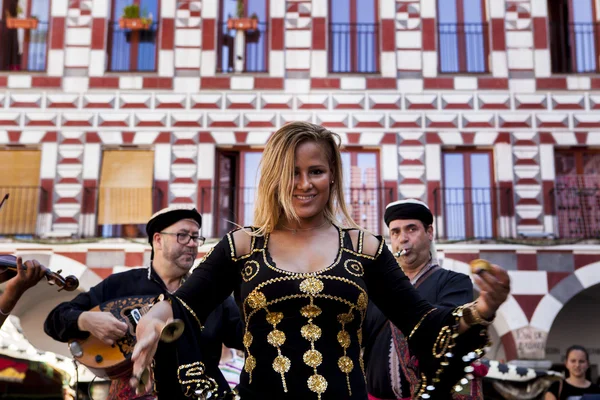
[0, 21, 48, 72]
[107, 20, 158, 72]
[437, 22, 489, 73]
[198, 186, 394, 238]
[329, 23, 379, 73]
[80, 186, 164, 238]
[0, 187, 48, 236]
[552, 176, 600, 239]
[217, 22, 268, 73]
[550, 22, 600, 73]
[432, 187, 513, 241]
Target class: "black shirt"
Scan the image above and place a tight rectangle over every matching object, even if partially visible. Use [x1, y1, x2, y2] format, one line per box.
[548, 380, 600, 400]
[44, 266, 243, 399]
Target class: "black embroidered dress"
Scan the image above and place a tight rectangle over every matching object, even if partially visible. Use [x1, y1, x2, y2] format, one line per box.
[171, 227, 488, 400]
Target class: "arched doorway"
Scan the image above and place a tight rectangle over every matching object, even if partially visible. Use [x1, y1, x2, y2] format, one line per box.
[545, 282, 600, 382]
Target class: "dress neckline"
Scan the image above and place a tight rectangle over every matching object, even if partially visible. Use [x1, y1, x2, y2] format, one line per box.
[262, 224, 345, 276]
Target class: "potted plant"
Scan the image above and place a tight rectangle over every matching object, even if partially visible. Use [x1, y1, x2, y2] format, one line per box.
[5, 7, 39, 30]
[226, 0, 258, 31]
[119, 4, 152, 30]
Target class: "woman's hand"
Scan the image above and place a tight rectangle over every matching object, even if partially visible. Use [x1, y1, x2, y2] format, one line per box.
[473, 264, 511, 320]
[130, 316, 164, 394]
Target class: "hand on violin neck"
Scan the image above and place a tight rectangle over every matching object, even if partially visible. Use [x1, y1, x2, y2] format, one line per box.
[5, 257, 46, 295]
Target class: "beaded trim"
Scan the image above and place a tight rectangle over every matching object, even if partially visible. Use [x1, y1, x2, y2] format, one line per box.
[174, 296, 204, 332]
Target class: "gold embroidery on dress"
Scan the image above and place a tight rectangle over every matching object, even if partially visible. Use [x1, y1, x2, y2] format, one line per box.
[344, 259, 364, 277]
[241, 260, 260, 282]
[237, 248, 370, 399]
[337, 310, 354, 396]
[177, 361, 219, 398]
[299, 277, 328, 398]
[266, 310, 290, 391]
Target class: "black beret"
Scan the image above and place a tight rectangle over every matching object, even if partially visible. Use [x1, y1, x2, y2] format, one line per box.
[384, 199, 433, 227]
[146, 207, 202, 258]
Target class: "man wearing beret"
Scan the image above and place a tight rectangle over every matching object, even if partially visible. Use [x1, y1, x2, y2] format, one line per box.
[363, 199, 483, 400]
[45, 206, 243, 399]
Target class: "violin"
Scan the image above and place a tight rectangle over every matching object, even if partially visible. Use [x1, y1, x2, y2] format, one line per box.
[0, 254, 79, 292]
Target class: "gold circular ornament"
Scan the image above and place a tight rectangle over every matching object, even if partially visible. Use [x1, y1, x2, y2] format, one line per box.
[243, 332, 253, 348]
[267, 330, 286, 347]
[307, 374, 328, 394]
[242, 260, 260, 282]
[301, 323, 322, 342]
[266, 311, 284, 325]
[300, 304, 322, 319]
[303, 349, 323, 368]
[246, 290, 267, 309]
[338, 356, 354, 373]
[337, 331, 351, 349]
[272, 355, 291, 373]
[344, 259, 364, 277]
[244, 355, 256, 373]
[337, 312, 355, 324]
[299, 277, 324, 295]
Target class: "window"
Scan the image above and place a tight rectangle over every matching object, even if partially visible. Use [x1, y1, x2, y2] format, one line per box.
[107, 0, 158, 72]
[217, 0, 268, 73]
[93, 150, 160, 238]
[554, 150, 600, 238]
[437, 0, 489, 73]
[438, 150, 496, 239]
[0, 0, 49, 71]
[549, 0, 598, 73]
[341, 150, 388, 233]
[0, 150, 43, 236]
[329, 0, 379, 73]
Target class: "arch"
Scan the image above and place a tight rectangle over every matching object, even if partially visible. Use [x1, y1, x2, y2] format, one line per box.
[530, 261, 600, 334]
[5, 252, 102, 358]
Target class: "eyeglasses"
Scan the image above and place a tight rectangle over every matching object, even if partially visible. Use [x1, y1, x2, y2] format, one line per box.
[160, 232, 206, 246]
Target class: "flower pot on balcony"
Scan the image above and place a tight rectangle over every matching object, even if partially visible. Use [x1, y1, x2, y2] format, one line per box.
[119, 17, 151, 30]
[227, 17, 258, 31]
[6, 17, 38, 30]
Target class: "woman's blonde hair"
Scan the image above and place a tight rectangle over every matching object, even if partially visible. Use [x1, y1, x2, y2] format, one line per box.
[253, 121, 359, 235]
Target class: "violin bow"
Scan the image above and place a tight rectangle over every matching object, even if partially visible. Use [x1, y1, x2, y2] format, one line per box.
[0, 194, 8, 212]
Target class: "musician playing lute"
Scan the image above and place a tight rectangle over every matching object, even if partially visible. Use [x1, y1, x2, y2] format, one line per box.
[44, 206, 244, 400]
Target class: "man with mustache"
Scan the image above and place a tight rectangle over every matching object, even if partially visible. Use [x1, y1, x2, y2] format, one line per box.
[44, 206, 243, 399]
[363, 199, 484, 400]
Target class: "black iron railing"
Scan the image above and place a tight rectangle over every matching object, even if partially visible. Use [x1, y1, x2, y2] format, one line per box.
[0, 186, 47, 236]
[552, 176, 600, 239]
[217, 22, 269, 73]
[199, 186, 394, 238]
[550, 22, 600, 73]
[438, 22, 489, 73]
[107, 21, 158, 72]
[432, 187, 512, 240]
[0, 21, 48, 71]
[329, 22, 379, 73]
[81, 187, 164, 238]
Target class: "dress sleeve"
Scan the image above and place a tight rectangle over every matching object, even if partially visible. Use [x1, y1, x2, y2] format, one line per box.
[173, 233, 242, 325]
[167, 234, 243, 399]
[364, 241, 489, 398]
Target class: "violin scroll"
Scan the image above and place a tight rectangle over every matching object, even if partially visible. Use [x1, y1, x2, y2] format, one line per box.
[46, 269, 79, 292]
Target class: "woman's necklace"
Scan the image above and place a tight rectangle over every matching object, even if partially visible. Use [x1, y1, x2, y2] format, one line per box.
[281, 220, 330, 235]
